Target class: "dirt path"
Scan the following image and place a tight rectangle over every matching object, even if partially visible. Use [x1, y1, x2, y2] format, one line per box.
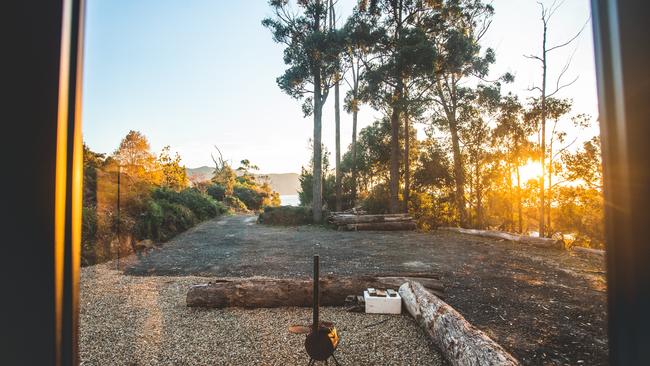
[122, 214, 608, 365]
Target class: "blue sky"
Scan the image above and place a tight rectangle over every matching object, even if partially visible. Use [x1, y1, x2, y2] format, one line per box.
[82, 0, 597, 173]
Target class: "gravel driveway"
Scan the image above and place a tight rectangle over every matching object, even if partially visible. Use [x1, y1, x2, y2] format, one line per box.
[80, 264, 444, 365]
[105, 214, 607, 364]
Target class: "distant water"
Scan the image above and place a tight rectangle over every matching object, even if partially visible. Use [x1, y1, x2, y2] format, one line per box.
[280, 194, 300, 206]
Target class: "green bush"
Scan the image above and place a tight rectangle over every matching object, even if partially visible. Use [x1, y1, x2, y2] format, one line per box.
[151, 187, 222, 220]
[207, 183, 226, 201]
[154, 200, 196, 241]
[225, 195, 248, 211]
[178, 188, 221, 220]
[234, 185, 264, 211]
[135, 187, 227, 242]
[81, 206, 98, 266]
[362, 183, 392, 214]
[258, 206, 313, 226]
[135, 199, 163, 240]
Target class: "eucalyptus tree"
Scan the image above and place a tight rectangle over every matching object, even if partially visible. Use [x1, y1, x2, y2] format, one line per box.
[341, 8, 374, 206]
[493, 94, 536, 233]
[327, 0, 344, 212]
[426, 0, 506, 228]
[263, 0, 341, 221]
[524, 0, 588, 237]
[358, 0, 437, 213]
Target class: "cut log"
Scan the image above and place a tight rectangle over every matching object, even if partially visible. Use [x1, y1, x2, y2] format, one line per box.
[329, 215, 413, 224]
[187, 275, 443, 308]
[572, 246, 605, 257]
[341, 221, 417, 231]
[399, 281, 519, 366]
[440, 227, 562, 249]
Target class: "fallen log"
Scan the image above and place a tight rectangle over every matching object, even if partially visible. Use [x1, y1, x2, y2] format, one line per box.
[440, 227, 562, 249]
[187, 275, 443, 308]
[572, 246, 605, 257]
[399, 281, 519, 366]
[329, 215, 413, 224]
[341, 221, 417, 231]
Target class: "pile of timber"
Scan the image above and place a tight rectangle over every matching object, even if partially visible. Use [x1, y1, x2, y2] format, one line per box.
[439, 226, 563, 249]
[328, 213, 417, 231]
[186, 273, 443, 308]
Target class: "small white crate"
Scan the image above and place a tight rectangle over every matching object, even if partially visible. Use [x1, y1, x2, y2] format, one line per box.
[364, 290, 402, 314]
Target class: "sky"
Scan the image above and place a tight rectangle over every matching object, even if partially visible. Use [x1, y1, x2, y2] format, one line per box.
[82, 0, 598, 174]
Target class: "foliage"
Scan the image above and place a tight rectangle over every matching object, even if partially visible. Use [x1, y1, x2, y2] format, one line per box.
[158, 146, 189, 191]
[113, 130, 160, 184]
[81, 132, 229, 266]
[225, 195, 248, 212]
[553, 186, 604, 248]
[258, 206, 313, 226]
[263, 0, 343, 221]
[206, 183, 226, 201]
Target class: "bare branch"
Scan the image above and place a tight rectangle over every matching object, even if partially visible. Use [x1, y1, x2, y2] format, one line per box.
[547, 17, 589, 53]
[547, 75, 578, 97]
[524, 54, 543, 63]
[552, 136, 579, 159]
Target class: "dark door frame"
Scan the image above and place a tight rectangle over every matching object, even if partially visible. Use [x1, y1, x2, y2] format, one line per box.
[2, 0, 649, 364]
[591, 1, 650, 364]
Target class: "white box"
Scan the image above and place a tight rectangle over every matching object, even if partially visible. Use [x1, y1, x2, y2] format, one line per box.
[364, 290, 402, 314]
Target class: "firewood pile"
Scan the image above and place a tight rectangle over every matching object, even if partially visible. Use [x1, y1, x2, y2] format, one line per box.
[328, 211, 417, 231]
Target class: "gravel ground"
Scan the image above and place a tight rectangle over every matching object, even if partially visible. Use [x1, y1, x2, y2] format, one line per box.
[118, 214, 607, 365]
[80, 263, 445, 365]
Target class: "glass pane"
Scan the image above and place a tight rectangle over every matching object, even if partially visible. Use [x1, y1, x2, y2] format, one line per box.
[80, 1, 607, 365]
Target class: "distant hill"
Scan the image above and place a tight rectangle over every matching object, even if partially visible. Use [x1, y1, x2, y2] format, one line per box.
[185, 166, 215, 182]
[261, 173, 301, 195]
[185, 166, 300, 196]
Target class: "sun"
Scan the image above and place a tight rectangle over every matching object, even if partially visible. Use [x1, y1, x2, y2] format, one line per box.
[515, 159, 543, 185]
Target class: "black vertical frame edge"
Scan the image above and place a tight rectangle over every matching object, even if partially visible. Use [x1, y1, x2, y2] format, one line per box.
[591, 0, 650, 364]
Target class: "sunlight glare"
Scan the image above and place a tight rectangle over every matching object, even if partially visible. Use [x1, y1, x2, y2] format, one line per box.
[516, 159, 542, 185]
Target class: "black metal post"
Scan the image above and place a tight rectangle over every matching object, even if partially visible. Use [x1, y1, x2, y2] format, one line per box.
[313, 255, 320, 328]
[116, 164, 121, 269]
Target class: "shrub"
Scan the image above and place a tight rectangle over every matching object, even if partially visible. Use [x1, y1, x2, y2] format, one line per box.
[81, 206, 98, 266]
[151, 187, 222, 221]
[225, 195, 248, 211]
[258, 206, 313, 226]
[178, 188, 220, 220]
[135, 199, 163, 240]
[234, 185, 264, 211]
[362, 183, 391, 214]
[207, 183, 226, 201]
[157, 200, 197, 241]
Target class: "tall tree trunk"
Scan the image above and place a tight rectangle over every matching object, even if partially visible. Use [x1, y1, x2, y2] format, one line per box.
[448, 117, 468, 227]
[475, 162, 482, 229]
[539, 22, 548, 238]
[351, 104, 358, 206]
[334, 77, 341, 211]
[507, 162, 514, 232]
[547, 140, 553, 233]
[403, 112, 410, 213]
[390, 101, 401, 214]
[330, 0, 342, 212]
[389, 2, 403, 214]
[312, 0, 323, 223]
[516, 165, 523, 234]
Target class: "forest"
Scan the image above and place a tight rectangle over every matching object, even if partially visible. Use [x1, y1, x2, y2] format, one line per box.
[264, 0, 603, 248]
[81, 130, 280, 265]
